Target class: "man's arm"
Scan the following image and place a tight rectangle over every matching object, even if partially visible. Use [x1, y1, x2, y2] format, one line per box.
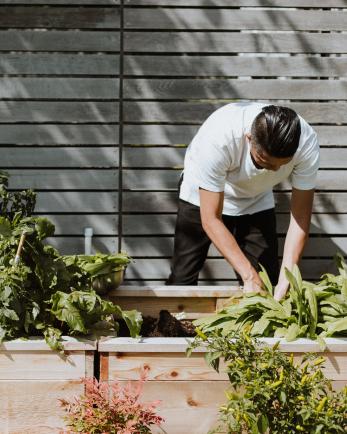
[199, 188, 263, 293]
[274, 187, 314, 300]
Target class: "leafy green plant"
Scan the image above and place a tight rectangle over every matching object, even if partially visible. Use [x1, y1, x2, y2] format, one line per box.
[194, 257, 347, 343]
[63, 253, 132, 294]
[0, 214, 142, 350]
[188, 330, 347, 434]
[60, 370, 166, 434]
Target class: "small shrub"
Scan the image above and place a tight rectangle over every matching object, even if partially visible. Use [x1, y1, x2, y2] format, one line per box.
[188, 329, 347, 434]
[60, 370, 165, 434]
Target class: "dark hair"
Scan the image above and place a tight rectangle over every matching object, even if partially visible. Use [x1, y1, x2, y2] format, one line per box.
[251, 105, 301, 158]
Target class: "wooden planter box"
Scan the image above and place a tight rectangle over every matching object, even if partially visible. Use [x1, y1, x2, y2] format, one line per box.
[99, 337, 347, 434]
[108, 286, 241, 319]
[0, 336, 96, 434]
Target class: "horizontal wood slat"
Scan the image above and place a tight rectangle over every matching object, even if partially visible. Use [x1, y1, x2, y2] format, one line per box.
[0, 125, 119, 145]
[40, 215, 118, 235]
[122, 169, 347, 190]
[0, 30, 119, 52]
[123, 102, 347, 124]
[0, 102, 119, 123]
[122, 236, 347, 258]
[47, 236, 118, 254]
[36, 192, 118, 213]
[2, 148, 118, 168]
[122, 192, 347, 213]
[0, 78, 119, 99]
[4, 0, 118, 3]
[6, 169, 118, 190]
[125, 258, 340, 280]
[124, 56, 347, 78]
[124, 32, 347, 54]
[122, 214, 347, 235]
[0, 53, 119, 75]
[0, 7, 120, 29]
[125, 9, 347, 31]
[125, 0, 347, 6]
[124, 79, 347, 100]
[123, 125, 347, 146]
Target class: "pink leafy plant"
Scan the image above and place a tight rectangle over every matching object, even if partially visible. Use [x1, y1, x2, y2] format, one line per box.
[60, 369, 165, 434]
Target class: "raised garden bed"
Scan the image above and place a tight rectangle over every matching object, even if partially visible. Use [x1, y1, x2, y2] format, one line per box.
[108, 286, 241, 319]
[0, 336, 96, 434]
[98, 337, 347, 434]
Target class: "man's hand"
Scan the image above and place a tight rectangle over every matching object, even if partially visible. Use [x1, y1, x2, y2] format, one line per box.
[274, 280, 289, 301]
[242, 269, 264, 295]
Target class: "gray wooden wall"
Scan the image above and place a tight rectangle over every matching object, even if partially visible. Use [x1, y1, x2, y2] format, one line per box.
[2, 0, 347, 284]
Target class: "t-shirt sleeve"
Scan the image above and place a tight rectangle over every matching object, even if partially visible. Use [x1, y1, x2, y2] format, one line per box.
[190, 115, 233, 193]
[290, 128, 320, 190]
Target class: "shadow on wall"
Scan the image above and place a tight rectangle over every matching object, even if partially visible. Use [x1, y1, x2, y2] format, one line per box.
[1, 4, 346, 280]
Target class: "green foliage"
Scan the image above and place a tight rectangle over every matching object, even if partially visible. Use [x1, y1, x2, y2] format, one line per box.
[64, 252, 132, 277]
[0, 215, 141, 350]
[188, 330, 347, 434]
[194, 258, 347, 343]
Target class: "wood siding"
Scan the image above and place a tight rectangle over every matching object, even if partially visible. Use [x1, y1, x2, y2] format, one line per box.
[1, 1, 346, 283]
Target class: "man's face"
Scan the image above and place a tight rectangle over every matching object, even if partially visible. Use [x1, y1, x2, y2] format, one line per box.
[246, 134, 293, 171]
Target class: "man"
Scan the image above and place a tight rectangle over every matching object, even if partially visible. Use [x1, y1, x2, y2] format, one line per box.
[166, 103, 320, 301]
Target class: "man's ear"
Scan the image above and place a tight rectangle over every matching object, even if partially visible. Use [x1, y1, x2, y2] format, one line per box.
[245, 133, 252, 142]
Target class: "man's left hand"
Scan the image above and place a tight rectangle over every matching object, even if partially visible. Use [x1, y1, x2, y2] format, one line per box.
[274, 280, 289, 301]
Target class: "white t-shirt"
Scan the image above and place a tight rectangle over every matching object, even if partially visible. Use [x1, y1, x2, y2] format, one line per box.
[179, 102, 320, 216]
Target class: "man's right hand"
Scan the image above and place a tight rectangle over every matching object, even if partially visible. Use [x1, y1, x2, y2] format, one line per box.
[242, 270, 264, 295]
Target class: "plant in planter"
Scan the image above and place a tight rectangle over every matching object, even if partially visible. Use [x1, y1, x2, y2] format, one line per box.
[60, 370, 165, 434]
[0, 174, 142, 349]
[194, 257, 347, 344]
[188, 330, 347, 434]
[63, 252, 132, 295]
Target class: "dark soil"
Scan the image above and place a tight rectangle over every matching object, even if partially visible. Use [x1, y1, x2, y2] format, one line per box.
[118, 310, 196, 337]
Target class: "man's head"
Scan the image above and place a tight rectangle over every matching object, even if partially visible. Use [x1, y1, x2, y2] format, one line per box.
[246, 105, 301, 171]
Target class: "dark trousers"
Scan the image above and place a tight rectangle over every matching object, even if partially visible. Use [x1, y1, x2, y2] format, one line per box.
[166, 183, 279, 286]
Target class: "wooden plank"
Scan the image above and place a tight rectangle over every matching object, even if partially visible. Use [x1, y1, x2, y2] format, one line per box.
[121, 236, 347, 258]
[125, 0, 347, 6]
[122, 279, 238, 285]
[123, 192, 347, 213]
[0, 380, 83, 433]
[124, 78, 347, 100]
[124, 102, 347, 124]
[0, 53, 119, 75]
[6, 169, 118, 190]
[124, 258, 341, 279]
[125, 9, 347, 31]
[122, 169, 347, 191]
[2, 147, 118, 168]
[122, 147, 347, 169]
[108, 352, 347, 382]
[0, 351, 85, 380]
[0, 7, 120, 29]
[4, 0, 118, 4]
[0, 102, 118, 123]
[123, 125, 347, 147]
[111, 296, 217, 319]
[0, 125, 119, 145]
[0, 30, 119, 52]
[0, 78, 119, 99]
[0, 337, 96, 351]
[124, 55, 347, 78]
[99, 337, 347, 353]
[125, 32, 347, 54]
[39, 214, 118, 236]
[113, 286, 239, 297]
[35, 192, 118, 213]
[46, 236, 118, 254]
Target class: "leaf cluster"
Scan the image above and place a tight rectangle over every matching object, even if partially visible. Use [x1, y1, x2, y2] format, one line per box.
[188, 330, 347, 434]
[194, 258, 347, 344]
[0, 214, 141, 350]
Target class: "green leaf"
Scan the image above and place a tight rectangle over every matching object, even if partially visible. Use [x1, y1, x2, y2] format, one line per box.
[251, 317, 270, 336]
[34, 217, 55, 240]
[285, 323, 301, 341]
[324, 317, 347, 336]
[257, 414, 269, 433]
[304, 285, 318, 338]
[259, 263, 273, 295]
[204, 351, 222, 372]
[0, 217, 12, 239]
[121, 309, 142, 338]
